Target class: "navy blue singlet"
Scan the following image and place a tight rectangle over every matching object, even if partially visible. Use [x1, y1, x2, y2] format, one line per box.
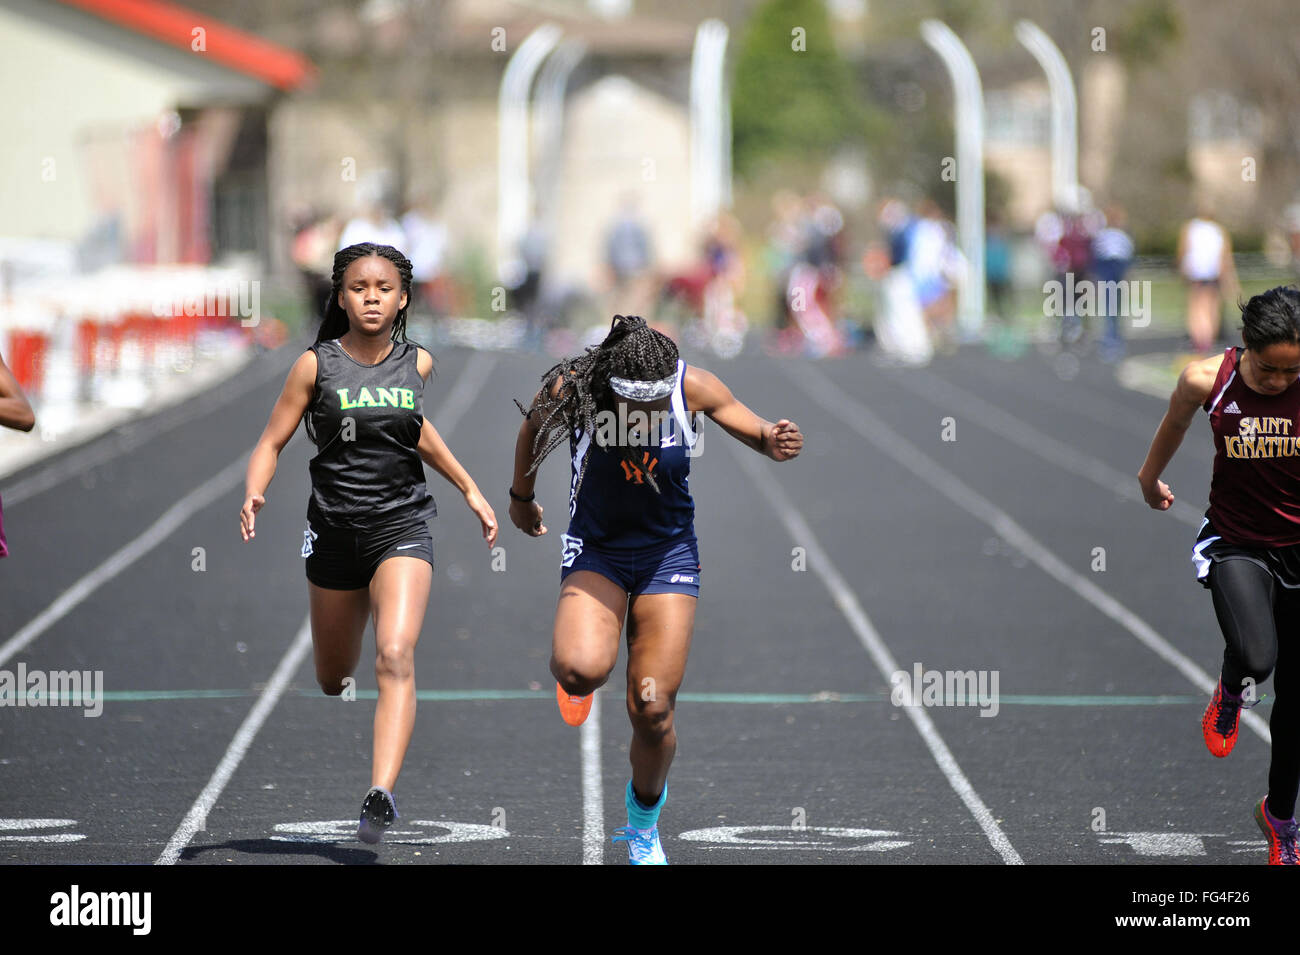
[564, 358, 700, 550]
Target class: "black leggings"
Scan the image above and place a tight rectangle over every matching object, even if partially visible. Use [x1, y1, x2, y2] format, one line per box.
[1208, 557, 1300, 818]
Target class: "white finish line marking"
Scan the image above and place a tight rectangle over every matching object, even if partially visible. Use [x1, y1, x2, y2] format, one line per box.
[272, 820, 508, 845]
[0, 818, 85, 843]
[1097, 832, 1222, 856]
[679, 825, 910, 852]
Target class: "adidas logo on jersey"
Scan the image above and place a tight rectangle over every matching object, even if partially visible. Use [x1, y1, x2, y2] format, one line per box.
[1224, 401, 1241, 414]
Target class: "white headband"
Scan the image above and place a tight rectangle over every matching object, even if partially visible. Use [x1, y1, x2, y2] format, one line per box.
[609, 369, 678, 401]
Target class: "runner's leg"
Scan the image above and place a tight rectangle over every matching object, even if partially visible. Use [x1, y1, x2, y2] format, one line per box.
[1268, 586, 1300, 819]
[1209, 557, 1279, 694]
[308, 582, 370, 695]
[624, 592, 696, 804]
[550, 570, 626, 696]
[368, 555, 432, 791]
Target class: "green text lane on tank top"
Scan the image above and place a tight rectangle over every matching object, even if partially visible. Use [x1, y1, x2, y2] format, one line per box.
[304, 338, 437, 530]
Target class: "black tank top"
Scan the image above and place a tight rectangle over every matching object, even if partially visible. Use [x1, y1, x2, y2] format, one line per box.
[303, 337, 437, 530]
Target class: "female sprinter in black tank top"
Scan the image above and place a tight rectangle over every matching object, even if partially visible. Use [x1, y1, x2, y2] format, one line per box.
[1139, 285, 1300, 865]
[239, 243, 497, 843]
[507, 315, 803, 864]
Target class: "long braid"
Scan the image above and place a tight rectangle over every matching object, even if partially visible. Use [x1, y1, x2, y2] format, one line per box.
[516, 314, 679, 497]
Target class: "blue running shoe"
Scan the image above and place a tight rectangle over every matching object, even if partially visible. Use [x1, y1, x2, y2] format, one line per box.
[612, 825, 667, 865]
[358, 786, 398, 844]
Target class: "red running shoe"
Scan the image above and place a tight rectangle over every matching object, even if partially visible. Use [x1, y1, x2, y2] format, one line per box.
[1202, 680, 1247, 757]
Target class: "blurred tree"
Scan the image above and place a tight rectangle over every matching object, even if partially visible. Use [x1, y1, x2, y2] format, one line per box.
[731, 0, 873, 179]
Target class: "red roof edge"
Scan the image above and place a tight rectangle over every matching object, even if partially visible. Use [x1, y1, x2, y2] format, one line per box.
[55, 0, 317, 91]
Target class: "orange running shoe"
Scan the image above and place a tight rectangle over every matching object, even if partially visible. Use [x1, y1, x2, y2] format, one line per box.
[1202, 680, 1247, 757]
[1254, 796, 1299, 865]
[556, 682, 593, 726]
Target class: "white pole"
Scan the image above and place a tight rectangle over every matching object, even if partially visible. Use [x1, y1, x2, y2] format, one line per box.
[921, 19, 985, 337]
[1015, 19, 1078, 211]
[534, 39, 587, 227]
[498, 24, 562, 284]
[691, 19, 731, 226]
[533, 39, 586, 298]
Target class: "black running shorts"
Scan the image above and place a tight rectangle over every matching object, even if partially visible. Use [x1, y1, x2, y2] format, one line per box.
[302, 507, 434, 590]
[1193, 513, 1300, 591]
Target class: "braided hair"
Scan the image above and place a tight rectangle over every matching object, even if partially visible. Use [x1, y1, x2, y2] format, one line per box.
[516, 314, 679, 496]
[315, 243, 415, 345]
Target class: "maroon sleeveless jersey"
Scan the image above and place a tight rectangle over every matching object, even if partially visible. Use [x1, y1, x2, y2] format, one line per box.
[1204, 346, 1300, 546]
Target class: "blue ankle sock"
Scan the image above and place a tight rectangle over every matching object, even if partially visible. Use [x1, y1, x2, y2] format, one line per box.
[625, 779, 667, 830]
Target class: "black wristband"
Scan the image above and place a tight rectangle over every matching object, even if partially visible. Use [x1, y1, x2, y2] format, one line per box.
[509, 486, 535, 503]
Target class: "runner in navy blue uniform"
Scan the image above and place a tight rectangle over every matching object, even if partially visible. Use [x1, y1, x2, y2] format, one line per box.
[240, 243, 497, 844]
[507, 314, 802, 864]
[1139, 285, 1300, 864]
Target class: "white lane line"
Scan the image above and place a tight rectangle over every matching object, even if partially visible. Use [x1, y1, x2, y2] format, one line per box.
[156, 617, 313, 865]
[726, 438, 1024, 865]
[0, 443, 289, 667]
[155, 349, 495, 864]
[581, 692, 604, 865]
[2, 346, 293, 503]
[492, 343, 601, 863]
[895, 368, 1205, 526]
[783, 365, 1270, 745]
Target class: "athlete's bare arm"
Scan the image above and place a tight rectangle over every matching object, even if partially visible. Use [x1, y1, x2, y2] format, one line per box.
[1138, 355, 1219, 511]
[0, 351, 35, 432]
[241, 349, 317, 541]
[508, 375, 567, 537]
[683, 366, 802, 461]
[417, 416, 498, 548]
[414, 347, 498, 546]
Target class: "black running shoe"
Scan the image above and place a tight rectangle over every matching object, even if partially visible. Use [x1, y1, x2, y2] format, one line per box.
[357, 786, 398, 844]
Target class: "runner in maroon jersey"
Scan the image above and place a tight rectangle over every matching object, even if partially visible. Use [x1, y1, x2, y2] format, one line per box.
[1139, 285, 1300, 864]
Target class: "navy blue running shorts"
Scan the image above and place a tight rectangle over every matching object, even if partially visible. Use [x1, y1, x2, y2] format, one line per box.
[302, 509, 434, 590]
[559, 532, 700, 598]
